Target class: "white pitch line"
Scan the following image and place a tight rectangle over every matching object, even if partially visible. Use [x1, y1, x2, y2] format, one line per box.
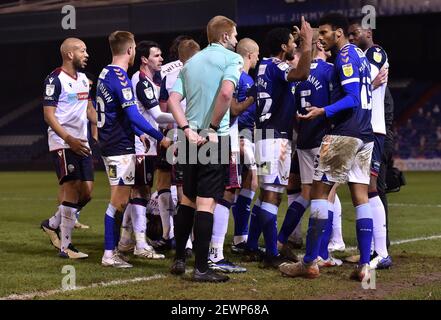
[341, 202, 441, 208]
[0, 274, 165, 301]
[2, 234, 441, 300]
[345, 234, 441, 252]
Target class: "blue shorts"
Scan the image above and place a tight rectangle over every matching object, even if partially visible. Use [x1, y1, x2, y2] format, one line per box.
[52, 148, 94, 185]
[371, 134, 385, 177]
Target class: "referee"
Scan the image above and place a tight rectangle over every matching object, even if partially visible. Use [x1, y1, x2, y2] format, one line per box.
[167, 15, 243, 282]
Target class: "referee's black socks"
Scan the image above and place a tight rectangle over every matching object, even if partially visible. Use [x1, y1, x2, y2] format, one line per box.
[174, 204, 195, 260]
[193, 211, 214, 273]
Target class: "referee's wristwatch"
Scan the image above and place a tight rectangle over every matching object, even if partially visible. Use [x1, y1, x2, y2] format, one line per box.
[209, 123, 219, 131]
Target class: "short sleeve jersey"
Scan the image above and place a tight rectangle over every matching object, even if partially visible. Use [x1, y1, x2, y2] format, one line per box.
[234, 71, 256, 136]
[171, 44, 243, 136]
[295, 59, 334, 149]
[160, 60, 187, 118]
[255, 57, 296, 140]
[160, 60, 183, 102]
[329, 44, 373, 142]
[365, 45, 389, 135]
[96, 65, 138, 157]
[43, 68, 90, 151]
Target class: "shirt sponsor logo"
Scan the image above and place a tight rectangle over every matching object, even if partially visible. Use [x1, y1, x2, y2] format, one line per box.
[122, 87, 133, 101]
[46, 84, 55, 96]
[77, 92, 89, 100]
[342, 63, 354, 77]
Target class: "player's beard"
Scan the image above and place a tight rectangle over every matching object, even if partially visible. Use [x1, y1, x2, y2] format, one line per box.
[73, 57, 86, 71]
[285, 51, 294, 61]
[325, 32, 337, 52]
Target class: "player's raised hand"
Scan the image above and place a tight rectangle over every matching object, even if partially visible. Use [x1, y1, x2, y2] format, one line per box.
[65, 135, 91, 156]
[299, 16, 313, 49]
[297, 107, 325, 121]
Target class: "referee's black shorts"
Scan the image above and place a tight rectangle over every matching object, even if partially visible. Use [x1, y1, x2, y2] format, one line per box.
[180, 135, 229, 200]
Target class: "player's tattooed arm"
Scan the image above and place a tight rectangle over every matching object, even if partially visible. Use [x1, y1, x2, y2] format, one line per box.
[43, 106, 90, 156]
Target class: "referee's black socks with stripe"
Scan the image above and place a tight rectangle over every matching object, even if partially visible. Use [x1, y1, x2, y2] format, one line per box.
[174, 204, 195, 260]
[193, 211, 214, 273]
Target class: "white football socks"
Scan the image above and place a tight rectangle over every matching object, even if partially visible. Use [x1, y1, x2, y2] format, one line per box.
[60, 203, 77, 251]
[158, 190, 174, 240]
[131, 203, 148, 250]
[48, 206, 61, 229]
[369, 195, 389, 258]
[209, 201, 230, 263]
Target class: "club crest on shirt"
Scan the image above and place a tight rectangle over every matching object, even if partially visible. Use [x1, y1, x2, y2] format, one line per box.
[144, 87, 154, 100]
[46, 84, 55, 96]
[342, 63, 353, 77]
[122, 87, 133, 100]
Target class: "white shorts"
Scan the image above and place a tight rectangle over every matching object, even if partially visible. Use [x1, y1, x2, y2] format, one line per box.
[313, 135, 373, 185]
[255, 138, 292, 186]
[102, 154, 136, 186]
[241, 137, 256, 170]
[297, 147, 320, 185]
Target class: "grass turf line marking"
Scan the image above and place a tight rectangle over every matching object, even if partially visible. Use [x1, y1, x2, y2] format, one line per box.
[341, 201, 441, 208]
[345, 234, 441, 252]
[0, 274, 165, 300]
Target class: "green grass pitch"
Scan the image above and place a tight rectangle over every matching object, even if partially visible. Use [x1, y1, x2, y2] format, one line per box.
[0, 171, 440, 300]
